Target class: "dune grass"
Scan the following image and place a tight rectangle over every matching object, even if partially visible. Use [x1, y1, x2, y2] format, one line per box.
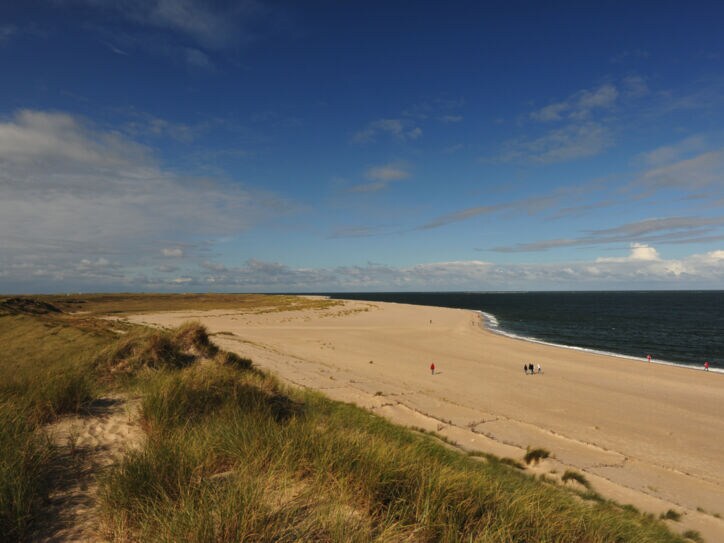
[523, 447, 551, 465]
[0, 310, 120, 541]
[100, 336, 685, 542]
[561, 469, 592, 489]
[0, 403, 55, 541]
[661, 509, 683, 521]
[0, 300, 690, 542]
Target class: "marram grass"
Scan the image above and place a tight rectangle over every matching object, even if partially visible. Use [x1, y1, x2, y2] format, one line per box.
[101, 349, 685, 542]
[0, 303, 690, 542]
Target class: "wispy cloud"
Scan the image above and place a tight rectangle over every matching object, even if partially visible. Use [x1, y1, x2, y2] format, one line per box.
[610, 49, 650, 64]
[490, 216, 724, 253]
[0, 25, 17, 43]
[492, 78, 655, 164]
[638, 149, 724, 190]
[530, 84, 618, 122]
[74, 0, 262, 49]
[347, 162, 411, 193]
[422, 194, 561, 229]
[328, 225, 399, 239]
[499, 122, 613, 163]
[352, 118, 422, 143]
[637, 135, 706, 167]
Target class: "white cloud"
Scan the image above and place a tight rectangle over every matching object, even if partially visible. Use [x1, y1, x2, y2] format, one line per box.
[161, 248, 184, 257]
[0, 109, 291, 287]
[596, 243, 660, 262]
[118, 246, 724, 291]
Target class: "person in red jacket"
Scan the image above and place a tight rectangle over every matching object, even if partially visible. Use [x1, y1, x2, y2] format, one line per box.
[704, 361, 709, 371]
[430, 362, 435, 375]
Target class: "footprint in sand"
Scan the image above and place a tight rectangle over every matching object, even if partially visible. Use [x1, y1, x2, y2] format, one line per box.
[34, 395, 145, 543]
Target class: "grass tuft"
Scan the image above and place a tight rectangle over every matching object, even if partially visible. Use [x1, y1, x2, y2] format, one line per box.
[682, 529, 704, 542]
[660, 508, 682, 521]
[173, 321, 218, 358]
[215, 351, 253, 371]
[523, 447, 550, 465]
[562, 469, 591, 489]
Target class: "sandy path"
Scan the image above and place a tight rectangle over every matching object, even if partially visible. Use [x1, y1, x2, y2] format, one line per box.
[36, 395, 144, 542]
[126, 300, 724, 541]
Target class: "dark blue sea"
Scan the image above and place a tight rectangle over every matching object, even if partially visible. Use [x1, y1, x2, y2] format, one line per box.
[324, 291, 724, 371]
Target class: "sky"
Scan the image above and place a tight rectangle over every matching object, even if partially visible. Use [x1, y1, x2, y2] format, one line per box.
[1, 0, 723, 293]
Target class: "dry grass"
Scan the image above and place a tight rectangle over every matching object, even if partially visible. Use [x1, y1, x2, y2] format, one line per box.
[0, 303, 689, 543]
[3, 293, 341, 316]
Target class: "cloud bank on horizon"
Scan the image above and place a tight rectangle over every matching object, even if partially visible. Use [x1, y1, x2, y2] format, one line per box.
[0, 1, 722, 292]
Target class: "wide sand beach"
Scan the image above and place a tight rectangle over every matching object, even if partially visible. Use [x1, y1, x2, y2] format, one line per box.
[126, 298, 724, 541]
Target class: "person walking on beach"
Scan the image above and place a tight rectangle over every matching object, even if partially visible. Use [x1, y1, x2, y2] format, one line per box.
[523, 363, 528, 375]
[430, 362, 435, 375]
[704, 361, 709, 371]
[537, 363, 542, 374]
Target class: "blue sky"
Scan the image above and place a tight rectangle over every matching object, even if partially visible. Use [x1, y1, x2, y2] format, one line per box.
[1, 1, 723, 292]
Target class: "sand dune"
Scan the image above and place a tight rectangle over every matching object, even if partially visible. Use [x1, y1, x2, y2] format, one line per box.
[126, 299, 724, 541]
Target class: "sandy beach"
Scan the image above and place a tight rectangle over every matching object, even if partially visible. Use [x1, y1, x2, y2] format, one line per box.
[125, 299, 724, 541]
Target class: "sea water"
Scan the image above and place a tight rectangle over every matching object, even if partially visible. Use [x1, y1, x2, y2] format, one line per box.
[325, 291, 724, 371]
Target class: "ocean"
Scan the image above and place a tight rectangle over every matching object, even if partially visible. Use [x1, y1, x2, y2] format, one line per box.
[325, 291, 724, 371]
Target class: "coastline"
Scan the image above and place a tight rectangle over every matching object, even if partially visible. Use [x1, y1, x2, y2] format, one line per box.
[124, 298, 724, 541]
[478, 310, 724, 374]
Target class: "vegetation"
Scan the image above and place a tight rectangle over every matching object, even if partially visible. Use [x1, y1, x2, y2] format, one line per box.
[0, 296, 691, 542]
[523, 447, 551, 465]
[1, 293, 341, 317]
[0, 305, 119, 540]
[683, 529, 704, 542]
[561, 469, 591, 489]
[661, 509, 683, 522]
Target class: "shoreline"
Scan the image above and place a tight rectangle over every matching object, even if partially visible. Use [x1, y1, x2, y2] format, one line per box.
[124, 298, 724, 541]
[478, 310, 724, 374]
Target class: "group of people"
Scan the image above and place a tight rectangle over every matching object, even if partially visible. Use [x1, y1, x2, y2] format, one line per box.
[524, 362, 542, 375]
